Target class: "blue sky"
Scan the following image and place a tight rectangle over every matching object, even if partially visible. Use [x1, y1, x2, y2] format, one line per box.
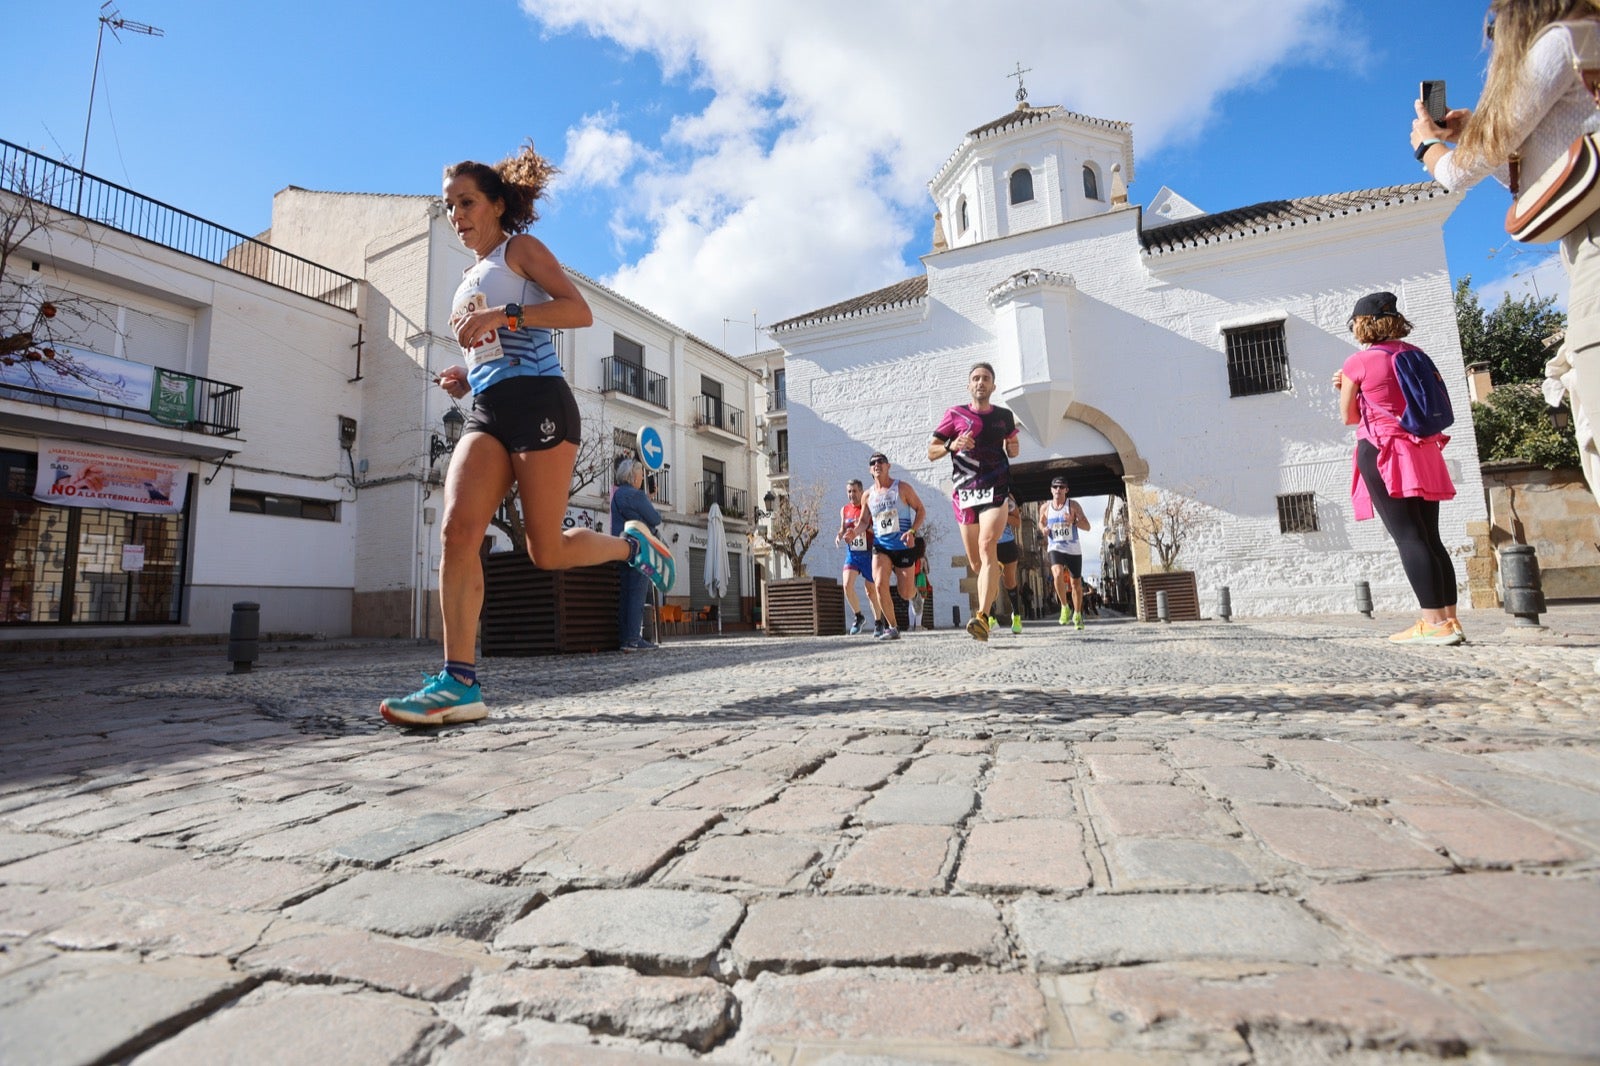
[3, 0, 1555, 355]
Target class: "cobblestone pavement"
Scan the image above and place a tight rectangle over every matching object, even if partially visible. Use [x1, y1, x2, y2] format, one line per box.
[2, 606, 1599, 1064]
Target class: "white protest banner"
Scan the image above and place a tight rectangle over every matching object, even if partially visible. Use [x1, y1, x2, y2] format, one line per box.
[33, 440, 189, 516]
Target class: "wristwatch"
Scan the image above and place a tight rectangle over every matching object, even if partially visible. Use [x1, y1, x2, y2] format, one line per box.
[504, 303, 522, 331]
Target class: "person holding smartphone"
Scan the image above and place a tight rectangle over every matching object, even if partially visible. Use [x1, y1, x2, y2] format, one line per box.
[1413, 1, 1600, 508]
[929, 362, 1021, 642]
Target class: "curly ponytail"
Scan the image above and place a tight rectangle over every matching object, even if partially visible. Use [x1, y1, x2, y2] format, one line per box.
[442, 141, 559, 234]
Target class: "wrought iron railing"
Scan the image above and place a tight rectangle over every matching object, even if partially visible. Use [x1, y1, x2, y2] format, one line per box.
[0, 368, 242, 436]
[692, 394, 745, 435]
[693, 481, 748, 520]
[646, 468, 673, 509]
[767, 388, 787, 411]
[599, 357, 669, 408]
[769, 451, 790, 476]
[0, 138, 359, 313]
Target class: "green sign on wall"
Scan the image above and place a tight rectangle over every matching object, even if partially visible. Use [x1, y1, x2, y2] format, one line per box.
[149, 369, 196, 425]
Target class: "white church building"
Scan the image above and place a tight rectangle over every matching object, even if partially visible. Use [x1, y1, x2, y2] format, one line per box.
[768, 97, 1488, 619]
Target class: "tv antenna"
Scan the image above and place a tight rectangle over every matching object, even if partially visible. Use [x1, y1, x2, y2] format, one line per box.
[78, 2, 164, 211]
[723, 310, 761, 355]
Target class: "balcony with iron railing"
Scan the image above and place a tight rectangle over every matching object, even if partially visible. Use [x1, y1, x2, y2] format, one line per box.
[692, 394, 744, 437]
[693, 481, 748, 521]
[769, 450, 790, 478]
[599, 357, 669, 409]
[0, 348, 242, 437]
[766, 387, 787, 413]
[0, 139, 359, 313]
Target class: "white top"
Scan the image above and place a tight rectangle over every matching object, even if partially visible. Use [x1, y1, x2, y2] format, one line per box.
[1435, 21, 1600, 194]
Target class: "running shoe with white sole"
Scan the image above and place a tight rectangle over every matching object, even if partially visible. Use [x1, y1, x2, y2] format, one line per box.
[1059, 606, 1070, 626]
[623, 520, 675, 594]
[882, 626, 901, 641]
[380, 670, 488, 726]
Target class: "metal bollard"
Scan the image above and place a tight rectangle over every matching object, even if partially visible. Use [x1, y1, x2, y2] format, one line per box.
[951, 605, 960, 628]
[1354, 580, 1373, 619]
[1156, 590, 1170, 623]
[228, 601, 260, 673]
[1217, 586, 1232, 622]
[1499, 545, 1547, 627]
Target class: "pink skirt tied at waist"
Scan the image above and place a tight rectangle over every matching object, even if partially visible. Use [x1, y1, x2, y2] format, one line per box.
[1348, 422, 1455, 522]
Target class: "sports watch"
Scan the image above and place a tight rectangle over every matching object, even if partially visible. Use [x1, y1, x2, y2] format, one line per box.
[504, 303, 522, 331]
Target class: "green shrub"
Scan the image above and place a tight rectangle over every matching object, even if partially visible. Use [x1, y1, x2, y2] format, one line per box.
[1472, 383, 1581, 469]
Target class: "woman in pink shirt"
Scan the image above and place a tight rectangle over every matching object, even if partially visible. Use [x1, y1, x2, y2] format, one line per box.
[1332, 292, 1463, 646]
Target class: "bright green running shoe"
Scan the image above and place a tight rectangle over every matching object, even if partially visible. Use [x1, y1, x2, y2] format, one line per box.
[1010, 614, 1023, 634]
[1073, 611, 1084, 631]
[1059, 606, 1070, 626]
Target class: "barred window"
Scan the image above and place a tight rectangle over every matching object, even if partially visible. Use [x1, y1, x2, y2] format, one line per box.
[1276, 492, 1318, 533]
[1224, 322, 1290, 397]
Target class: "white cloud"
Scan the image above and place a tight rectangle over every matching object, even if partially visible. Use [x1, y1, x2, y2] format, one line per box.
[523, 0, 1344, 352]
[1475, 251, 1569, 311]
[559, 113, 642, 189]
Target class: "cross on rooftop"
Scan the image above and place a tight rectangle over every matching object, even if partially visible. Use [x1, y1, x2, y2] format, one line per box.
[1009, 62, 1032, 105]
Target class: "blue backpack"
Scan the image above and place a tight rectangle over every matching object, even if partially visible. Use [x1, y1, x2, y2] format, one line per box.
[1386, 344, 1454, 437]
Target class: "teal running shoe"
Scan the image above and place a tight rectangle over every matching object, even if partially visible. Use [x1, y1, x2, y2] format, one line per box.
[380, 670, 487, 726]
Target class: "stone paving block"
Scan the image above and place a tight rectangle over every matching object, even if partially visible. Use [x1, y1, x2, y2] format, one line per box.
[234, 806, 410, 861]
[1165, 738, 1268, 768]
[731, 896, 1006, 976]
[1305, 872, 1600, 956]
[474, 965, 736, 1050]
[525, 809, 720, 887]
[518, 791, 636, 828]
[441, 1037, 697, 1065]
[741, 745, 833, 780]
[740, 968, 1047, 1047]
[129, 984, 445, 1066]
[0, 831, 71, 866]
[658, 769, 783, 810]
[220, 773, 340, 803]
[806, 753, 910, 790]
[241, 930, 486, 1000]
[1387, 802, 1588, 866]
[1434, 770, 1600, 845]
[286, 869, 538, 940]
[1188, 766, 1341, 807]
[1487, 747, 1600, 790]
[1348, 740, 1483, 774]
[1285, 758, 1466, 804]
[99, 796, 248, 842]
[147, 791, 361, 848]
[472, 770, 614, 812]
[923, 738, 991, 755]
[1083, 754, 1173, 783]
[40, 785, 233, 836]
[994, 758, 1077, 782]
[1073, 739, 1154, 754]
[398, 821, 569, 878]
[997, 740, 1073, 762]
[331, 809, 503, 865]
[0, 839, 184, 889]
[1083, 784, 1230, 837]
[955, 819, 1091, 893]
[0, 884, 92, 938]
[667, 832, 821, 888]
[831, 825, 954, 893]
[1012, 894, 1343, 969]
[978, 775, 1076, 820]
[1251, 738, 1364, 762]
[738, 785, 869, 832]
[0, 952, 251, 1066]
[844, 734, 925, 755]
[0, 791, 109, 830]
[46, 899, 273, 957]
[1102, 839, 1266, 891]
[857, 783, 976, 826]
[1233, 805, 1452, 873]
[611, 759, 714, 793]
[1094, 965, 1490, 1053]
[900, 753, 988, 786]
[1475, 959, 1600, 1056]
[106, 855, 330, 911]
[495, 888, 743, 976]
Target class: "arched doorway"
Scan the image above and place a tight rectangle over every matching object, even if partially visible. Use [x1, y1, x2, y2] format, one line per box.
[1007, 453, 1131, 618]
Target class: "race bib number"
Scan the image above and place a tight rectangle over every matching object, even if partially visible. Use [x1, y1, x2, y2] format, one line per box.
[454, 292, 504, 369]
[875, 509, 900, 535]
[956, 485, 995, 508]
[849, 532, 868, 550]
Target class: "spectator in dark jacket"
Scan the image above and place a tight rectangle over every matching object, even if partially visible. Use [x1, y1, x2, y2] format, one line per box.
[611, 458, 664, 650]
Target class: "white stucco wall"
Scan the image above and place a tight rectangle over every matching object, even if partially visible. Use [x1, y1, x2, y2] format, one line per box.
[778, 191, 1486, 619]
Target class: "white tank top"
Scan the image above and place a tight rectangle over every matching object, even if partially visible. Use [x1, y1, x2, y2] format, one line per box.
[1044, 500, 1080, 554]
[451, 237, 562, 391]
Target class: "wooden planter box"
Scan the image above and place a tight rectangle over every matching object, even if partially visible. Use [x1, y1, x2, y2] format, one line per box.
[765, 576, 847, 636]
[481, 554, 620, 656]
[1136, 569, 1200, 622]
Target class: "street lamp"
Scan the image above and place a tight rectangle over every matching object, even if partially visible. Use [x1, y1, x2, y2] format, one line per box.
[430, 407, 465, 466]
[1549, 402, 1572, 434]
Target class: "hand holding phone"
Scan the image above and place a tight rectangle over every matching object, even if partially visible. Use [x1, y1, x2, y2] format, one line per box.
[1421, 80, 1448, 125]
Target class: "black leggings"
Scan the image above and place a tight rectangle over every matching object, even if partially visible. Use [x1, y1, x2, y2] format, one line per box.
[1356, 440, 1456, 610]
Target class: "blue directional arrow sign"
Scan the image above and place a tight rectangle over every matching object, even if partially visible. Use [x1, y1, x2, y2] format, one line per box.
[636, 426, 665, 471]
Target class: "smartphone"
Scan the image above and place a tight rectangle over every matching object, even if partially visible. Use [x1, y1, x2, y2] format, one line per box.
[1421, 80, 1448, 124]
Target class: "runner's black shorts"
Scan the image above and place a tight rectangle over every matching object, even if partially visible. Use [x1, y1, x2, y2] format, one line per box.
[872, 539, 925, 571]
[1049, 550, 1083, 579]
[997, 540, 1019, 565]
[464, 375, 582, 453]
